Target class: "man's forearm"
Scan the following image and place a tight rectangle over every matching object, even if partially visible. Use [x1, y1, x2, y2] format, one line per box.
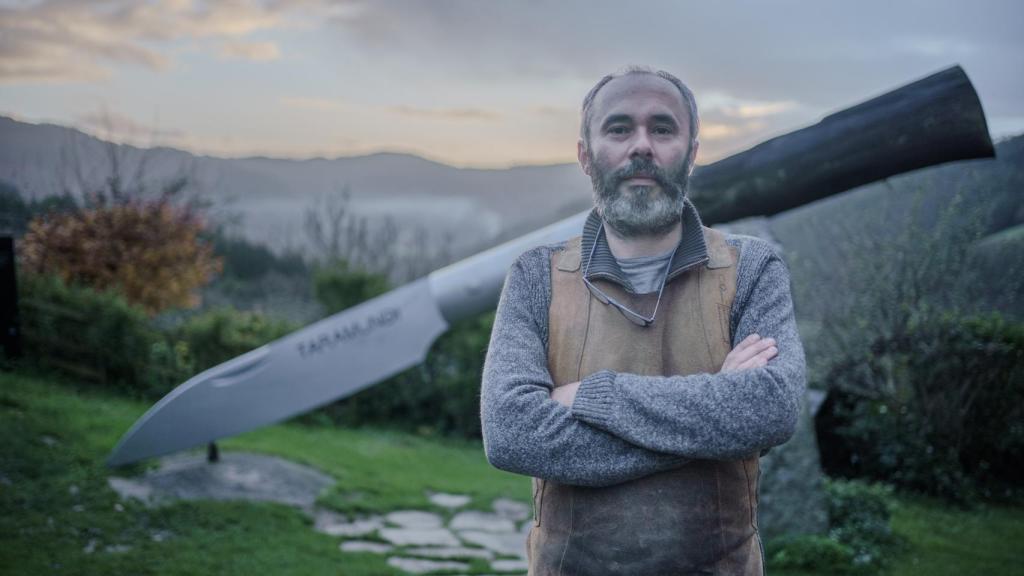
[570, 241, 807, 459]
[481, 248, 688, 487]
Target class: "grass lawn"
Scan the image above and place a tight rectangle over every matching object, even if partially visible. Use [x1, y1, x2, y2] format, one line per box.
[2, 370, 1022, 575]
[0, 370, 528, 575]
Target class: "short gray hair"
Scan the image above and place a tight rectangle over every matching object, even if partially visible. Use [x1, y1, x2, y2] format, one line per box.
[580, 66, 700, 146]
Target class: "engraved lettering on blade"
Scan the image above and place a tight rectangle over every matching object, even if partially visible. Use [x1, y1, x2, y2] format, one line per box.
[297, 308, 401, 358]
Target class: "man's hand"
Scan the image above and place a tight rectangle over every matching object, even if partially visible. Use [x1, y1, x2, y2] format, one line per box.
[720, 334, 777, 373]
[551, 381, 581, 407]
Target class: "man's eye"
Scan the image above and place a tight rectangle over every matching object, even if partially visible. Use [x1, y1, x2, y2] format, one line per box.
[653, 126, 675, 135]
[608, 125, 630, 135]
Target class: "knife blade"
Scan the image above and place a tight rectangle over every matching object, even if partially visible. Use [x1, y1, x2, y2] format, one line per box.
[106, 212, 589, 466]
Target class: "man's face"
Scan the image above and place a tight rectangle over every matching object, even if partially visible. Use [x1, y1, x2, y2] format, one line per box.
[579, 74, 698, 238]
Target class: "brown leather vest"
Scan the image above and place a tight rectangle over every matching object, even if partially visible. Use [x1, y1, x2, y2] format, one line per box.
[528, 226, 763, 576]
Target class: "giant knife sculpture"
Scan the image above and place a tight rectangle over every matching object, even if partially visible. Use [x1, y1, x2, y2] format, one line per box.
[108, 65, 993, 467]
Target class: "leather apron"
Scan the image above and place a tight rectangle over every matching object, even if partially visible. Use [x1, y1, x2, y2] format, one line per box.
[528, 227, 763, 576]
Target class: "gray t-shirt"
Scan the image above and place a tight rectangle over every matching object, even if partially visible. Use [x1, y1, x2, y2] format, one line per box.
[615, 248, 675, 294]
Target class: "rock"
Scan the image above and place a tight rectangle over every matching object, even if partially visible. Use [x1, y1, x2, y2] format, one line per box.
[518, 521, 532, 536]
[68, 484, 79, 496]
[427, 492, 471, 509]
[492, 498, 530, 522]
[385, 510, 443, 529]
[455, 530, 527, 559]
[105, 544, 132, 554]
[83, 539, 98, 554]
[713, 219, 829, 540]
[806, 389, 827, 416]
[107, 452, 335, 511]
[39, 435, 59, 447]
[386, 557, 469, 574]
[150, 530, 173, 543]
[340, 541, 393, 554]
[491, 558, 529, 573]
[71, 504, 84, 513]
[450, 511, 516, 533]
[758, 395, 830, 539]
[404, 546, 493, 560]
[314, 509, 384, 537]
[107, 477, 154, 504]
[113, 503, 124, 512]
[379, 527, 461, 547]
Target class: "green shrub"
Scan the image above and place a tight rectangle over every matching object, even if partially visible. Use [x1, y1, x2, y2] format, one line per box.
[768, 478, 900, 574]
[826, 478, 900, 570]
[314, 312, 495, 439]
[766, 534, 855, 573]
[16, 272, 306, 401]
[173, 308, 297, 373]
[211, 232, 307, 281]
[17, 274, 173, 395]
[818, 313, 1024, 500]
[312, 262, 389, 315]
[304, 260, 492, 439]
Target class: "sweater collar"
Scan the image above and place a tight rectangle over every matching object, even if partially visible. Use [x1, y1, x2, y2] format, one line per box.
[579, 197, 711, 292]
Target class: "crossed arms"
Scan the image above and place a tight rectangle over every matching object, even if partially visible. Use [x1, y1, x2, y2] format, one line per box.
[480, 237, 806, 487]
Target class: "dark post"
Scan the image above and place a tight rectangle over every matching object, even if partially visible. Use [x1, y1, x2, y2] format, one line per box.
[689, 65, 995, 225]
[207, 442, 219, 463]
[0, 237, 20, 361]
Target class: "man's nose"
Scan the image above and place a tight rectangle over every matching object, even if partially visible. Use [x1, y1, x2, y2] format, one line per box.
[628, 130, 654, 159]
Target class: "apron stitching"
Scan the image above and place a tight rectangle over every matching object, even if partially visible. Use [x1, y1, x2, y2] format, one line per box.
[576, 279, 592, 382]
[697, 267, 717, 367]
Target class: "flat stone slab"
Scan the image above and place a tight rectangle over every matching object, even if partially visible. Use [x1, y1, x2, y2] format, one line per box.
[340, 541, 393, 554]
[380, 527, 461, 547]
[405, 546, 493, 560]
[387, 557, 469, 574]
[519, 521, 532, 536]
[491, 558, 529, 573]
[108, 477, 154, 502]
[450, 511, 516, 533]
[386, 510, 444, 529]
[492, 498, 530, 522]
[107, 452, 335, 511]
[314, 509, 384, 537]
[456, 530, 527, 559]
[427, 492, 471, 509]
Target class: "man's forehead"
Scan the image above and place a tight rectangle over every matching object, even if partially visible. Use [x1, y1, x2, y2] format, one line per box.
[590, 73, 689, 123]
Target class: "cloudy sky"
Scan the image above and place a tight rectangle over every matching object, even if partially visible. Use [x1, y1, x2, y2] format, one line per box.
[1, 0, 1021, 167]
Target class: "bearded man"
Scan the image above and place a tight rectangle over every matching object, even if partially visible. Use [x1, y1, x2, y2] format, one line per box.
[480, 66, 806, 575]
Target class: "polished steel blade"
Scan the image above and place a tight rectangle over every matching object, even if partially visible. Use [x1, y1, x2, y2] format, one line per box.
[107, 278, 448, 466]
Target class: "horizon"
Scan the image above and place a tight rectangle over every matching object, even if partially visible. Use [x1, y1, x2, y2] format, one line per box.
[7, 112, 1022, 173]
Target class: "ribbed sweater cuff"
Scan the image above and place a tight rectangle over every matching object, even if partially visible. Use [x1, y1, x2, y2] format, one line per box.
[572, 370, 617, 427]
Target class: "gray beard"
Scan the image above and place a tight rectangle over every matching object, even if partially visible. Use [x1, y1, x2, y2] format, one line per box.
[591, 156, 689, 238]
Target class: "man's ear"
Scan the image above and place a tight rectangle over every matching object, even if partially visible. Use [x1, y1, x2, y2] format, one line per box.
[578, 139, 591, 176]
[687, 139, 700, 175]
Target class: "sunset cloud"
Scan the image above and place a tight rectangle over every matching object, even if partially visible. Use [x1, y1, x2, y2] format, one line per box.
[0, 1, 1019, 167]
[387, 106, 502, 121]
[0, 0, 295, 84]
[280, 96, 348, 111]
[220, 41, 282, 61]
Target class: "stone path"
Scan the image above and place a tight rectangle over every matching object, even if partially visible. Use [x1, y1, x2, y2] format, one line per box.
[313, 494, 531, 574]
[108, 451, 530, 575]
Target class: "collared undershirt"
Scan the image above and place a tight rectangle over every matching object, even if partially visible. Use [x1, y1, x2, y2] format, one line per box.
[614, 247, 676, 294]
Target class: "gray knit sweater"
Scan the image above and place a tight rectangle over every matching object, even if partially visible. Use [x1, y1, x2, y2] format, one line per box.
[480, 224, 806, 488]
